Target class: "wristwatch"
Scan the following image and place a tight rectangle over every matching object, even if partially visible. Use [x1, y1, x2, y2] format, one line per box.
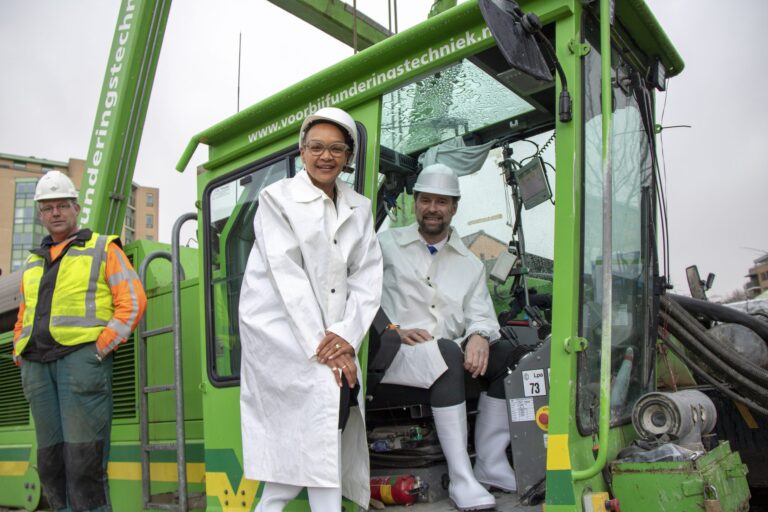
[468, 331, 490, 341]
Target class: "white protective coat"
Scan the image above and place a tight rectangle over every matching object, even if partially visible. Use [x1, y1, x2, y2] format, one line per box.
[239, 170, 382, 509]
[378, 224, 500, 388]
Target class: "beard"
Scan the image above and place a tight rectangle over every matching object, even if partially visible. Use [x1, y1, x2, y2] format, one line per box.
[417, 216, 449, 237]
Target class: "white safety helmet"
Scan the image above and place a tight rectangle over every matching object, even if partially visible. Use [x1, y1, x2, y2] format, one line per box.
[34, 171, 78, 202]
[299, 107, 359, 163]
[413, 164, 461, 197]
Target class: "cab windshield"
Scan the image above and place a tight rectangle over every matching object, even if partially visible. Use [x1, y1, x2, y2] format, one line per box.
[377, 53, 556, 322]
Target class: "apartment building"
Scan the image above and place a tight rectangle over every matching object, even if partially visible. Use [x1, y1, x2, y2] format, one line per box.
[0, 153, 158, 274]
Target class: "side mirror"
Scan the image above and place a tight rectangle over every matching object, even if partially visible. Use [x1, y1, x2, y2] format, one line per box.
[685, 265, 714, 301]
[478, 0, 554, 82]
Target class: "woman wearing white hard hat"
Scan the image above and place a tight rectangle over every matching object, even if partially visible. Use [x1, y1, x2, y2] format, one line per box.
[239, 107, 382, 511]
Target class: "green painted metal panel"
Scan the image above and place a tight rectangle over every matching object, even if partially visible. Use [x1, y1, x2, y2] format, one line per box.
[80, 0, 172, 236]
[611, 442, 751, 512]
[110, 442, 205, 463]
[618, 0, 684, 76]
[546, 469, 577, 505]
[545, 2, 585, 507]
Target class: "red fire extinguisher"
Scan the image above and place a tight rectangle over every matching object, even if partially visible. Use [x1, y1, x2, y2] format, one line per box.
[370, 475, 426, 505]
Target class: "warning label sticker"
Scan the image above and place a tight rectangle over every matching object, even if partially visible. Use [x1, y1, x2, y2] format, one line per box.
[508, 398, 535, 422]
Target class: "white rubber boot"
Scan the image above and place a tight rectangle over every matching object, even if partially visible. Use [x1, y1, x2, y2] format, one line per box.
[307, 486, 342, 511]
[307, 429, 342, 511]
[255, 481, 302, 512]
[473, 393, 517, 492]
[432, 403, 496, 511]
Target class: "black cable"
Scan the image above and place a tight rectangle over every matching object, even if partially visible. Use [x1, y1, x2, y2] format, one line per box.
[659, 310, 768, 402]
[657, 82, 672, 280]
[659, 328, 768, 417]
[635, 82, 670, 283]
[537, 131, 556, 157]
[532, 31, 572, 122]
[663, 297, 768, 386]
[668, 294, 768, 344]
[535, 31, 568, 91]
[641, 85, 670, 282]
[515, 139, 541, 156]
[662, 300, 768, 389]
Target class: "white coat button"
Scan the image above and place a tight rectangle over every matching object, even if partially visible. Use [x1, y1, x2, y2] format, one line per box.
[331, 288, 336, 293]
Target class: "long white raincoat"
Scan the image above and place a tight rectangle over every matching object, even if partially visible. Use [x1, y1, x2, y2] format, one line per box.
[239, 170, 382, 508]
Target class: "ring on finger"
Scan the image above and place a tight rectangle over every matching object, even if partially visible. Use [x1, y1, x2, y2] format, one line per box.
[335, 343, 341, 349]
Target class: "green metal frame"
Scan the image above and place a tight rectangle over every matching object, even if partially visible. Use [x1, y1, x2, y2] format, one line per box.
[0, 1, 693, 510]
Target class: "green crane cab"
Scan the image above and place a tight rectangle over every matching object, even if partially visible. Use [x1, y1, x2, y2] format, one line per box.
[0, 1, 757, 511]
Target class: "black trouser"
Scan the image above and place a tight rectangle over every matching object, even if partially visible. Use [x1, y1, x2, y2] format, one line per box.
[338, 375, 360, 431]
[429, 338, 519, 407]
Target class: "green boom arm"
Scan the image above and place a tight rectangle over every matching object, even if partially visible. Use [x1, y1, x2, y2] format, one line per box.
[79, 0, 172, 236]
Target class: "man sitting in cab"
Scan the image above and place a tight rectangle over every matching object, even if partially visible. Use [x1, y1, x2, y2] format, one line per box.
[377, 164, 519, 511]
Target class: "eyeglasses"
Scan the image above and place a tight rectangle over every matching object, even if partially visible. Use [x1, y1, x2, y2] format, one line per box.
[39, 202, 73, 215]
[304, 141, 350, 157]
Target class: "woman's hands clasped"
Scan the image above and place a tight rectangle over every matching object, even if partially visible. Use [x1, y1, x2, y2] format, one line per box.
[316, 331, 357, 388]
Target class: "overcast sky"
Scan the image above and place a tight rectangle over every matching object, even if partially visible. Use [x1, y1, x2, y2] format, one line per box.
[1, 0, 766, 299]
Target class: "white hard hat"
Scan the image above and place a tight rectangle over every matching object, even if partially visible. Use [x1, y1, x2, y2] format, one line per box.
[413, 164, 461, 197]
[299, 107, 359, 163]
[34, 171, 78, 201]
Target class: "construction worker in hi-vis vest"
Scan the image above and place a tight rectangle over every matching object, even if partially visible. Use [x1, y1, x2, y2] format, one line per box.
[13, 170, 147, 511]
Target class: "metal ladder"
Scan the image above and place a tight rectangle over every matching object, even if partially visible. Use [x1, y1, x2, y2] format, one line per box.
[136, 213, 197, 511]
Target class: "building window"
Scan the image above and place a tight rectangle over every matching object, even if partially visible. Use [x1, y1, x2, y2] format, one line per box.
[17, 182, 36, 195]
[13, 162, 26, 170]
[146, 214, 154, 229]
[11, 179, 45, 271]
[125, 206, 135, 229]
[146, 235, 153, 241]
[146, 192, 154, 207]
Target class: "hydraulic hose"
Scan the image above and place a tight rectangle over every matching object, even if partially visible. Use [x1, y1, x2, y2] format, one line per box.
[658, 328, 768, 417]
[662, 296, 768, 388]
[668, 293, 768, 344]
[659, 310, 768, 408]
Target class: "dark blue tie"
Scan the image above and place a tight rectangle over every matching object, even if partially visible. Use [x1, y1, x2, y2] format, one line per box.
[427, 245, 438, 255]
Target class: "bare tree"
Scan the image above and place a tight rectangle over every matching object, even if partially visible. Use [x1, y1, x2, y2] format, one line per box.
[721, 288, 748, 304]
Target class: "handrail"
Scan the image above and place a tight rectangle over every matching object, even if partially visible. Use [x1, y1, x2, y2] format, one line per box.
[170, 212, 198, 510]
[135, 212, 197, 510]
[572, 0, 613, 481]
